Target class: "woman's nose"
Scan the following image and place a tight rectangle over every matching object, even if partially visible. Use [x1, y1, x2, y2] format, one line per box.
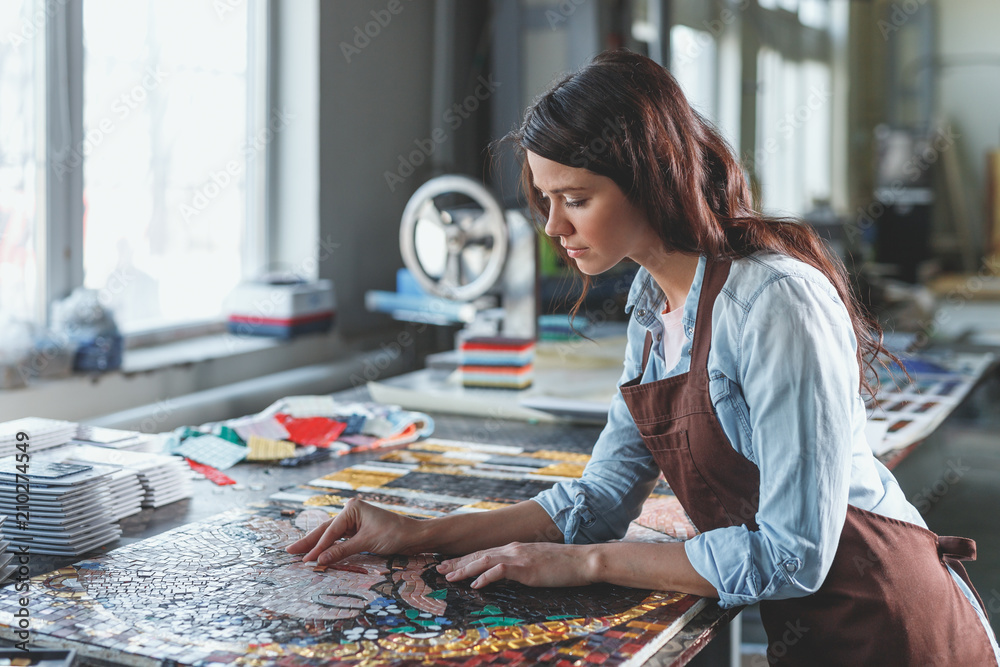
[544, 205, 570, 238]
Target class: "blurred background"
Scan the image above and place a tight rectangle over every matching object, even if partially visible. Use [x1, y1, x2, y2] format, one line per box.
[1, 2, 999, 662]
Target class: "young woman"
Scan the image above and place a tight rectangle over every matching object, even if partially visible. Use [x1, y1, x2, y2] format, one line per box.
[289, 50, 1000, 664]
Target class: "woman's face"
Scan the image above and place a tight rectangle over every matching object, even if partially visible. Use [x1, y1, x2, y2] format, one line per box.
[527, 151, 658, 275]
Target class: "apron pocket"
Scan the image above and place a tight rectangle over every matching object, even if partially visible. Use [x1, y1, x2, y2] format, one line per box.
[642, 429, 690, 451]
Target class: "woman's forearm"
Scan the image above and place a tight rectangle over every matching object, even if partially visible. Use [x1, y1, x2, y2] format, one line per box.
[408, 499, 563, 555]
[584, 542, 719, 598]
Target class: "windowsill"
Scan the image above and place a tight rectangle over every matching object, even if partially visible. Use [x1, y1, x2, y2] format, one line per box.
[121, 332, 285, 373]
[0, 327, 359, 424]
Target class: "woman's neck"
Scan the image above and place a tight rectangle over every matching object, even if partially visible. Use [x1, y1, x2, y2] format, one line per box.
[634, 249, 700, 315]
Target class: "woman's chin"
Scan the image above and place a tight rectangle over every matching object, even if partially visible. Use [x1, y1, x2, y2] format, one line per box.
[574, 258, 613, 276]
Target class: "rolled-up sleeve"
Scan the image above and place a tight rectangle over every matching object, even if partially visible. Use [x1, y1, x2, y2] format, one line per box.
[532, 330, 662, 544]
[684, 276, 858, 608]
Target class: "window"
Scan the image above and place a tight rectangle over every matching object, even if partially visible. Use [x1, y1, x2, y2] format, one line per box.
[670, 25, 718, 125]
[756, 48, 832, 215]
[82, 0, 263, 334]
[0, 0, 267, 339]
[0, 0, 40, 323]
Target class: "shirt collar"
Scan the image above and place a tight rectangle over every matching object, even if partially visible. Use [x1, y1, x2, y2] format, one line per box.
[624, 254, 707, 333]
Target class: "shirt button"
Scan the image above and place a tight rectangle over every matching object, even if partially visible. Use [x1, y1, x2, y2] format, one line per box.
[637, 309, 646, 318]
[784, 561, 797, 573]
[655, 333, 662, 342]
[686, 326, 693, 336]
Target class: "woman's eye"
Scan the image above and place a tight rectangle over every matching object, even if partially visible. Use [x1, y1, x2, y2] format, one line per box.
[565, 198, 586, 208]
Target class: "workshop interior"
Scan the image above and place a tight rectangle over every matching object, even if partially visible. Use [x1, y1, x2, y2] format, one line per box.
[1, 1, 999, 665]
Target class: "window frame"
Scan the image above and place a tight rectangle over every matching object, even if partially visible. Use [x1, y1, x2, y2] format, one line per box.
[38, 0, 272, 343]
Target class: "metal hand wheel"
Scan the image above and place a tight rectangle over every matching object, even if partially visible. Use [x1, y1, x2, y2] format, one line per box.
[399, 175, 508, 302]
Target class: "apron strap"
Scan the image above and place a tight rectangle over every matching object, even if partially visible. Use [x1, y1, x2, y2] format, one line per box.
[640, 331, 653, 373]
[632, 257, 732, 388]
[938, 535, 977, 561]
[939, 536, 989, 621]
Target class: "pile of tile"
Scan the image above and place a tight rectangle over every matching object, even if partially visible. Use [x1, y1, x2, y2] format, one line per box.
[57, 444, 192, 509]
[0, 460, 121, 556]
[0, 417, 77, 458]
[0, 515, 13, 583]
[75, 424, 161, 453]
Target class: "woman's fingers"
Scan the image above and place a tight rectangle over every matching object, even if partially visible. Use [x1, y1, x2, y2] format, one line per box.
[299, 501, 368, 561]
[438, 543, 587, 588]
[284, 517, 333, 554]
[444, 553, 519, 589]
[439, 550, 487, 580]
[470, 563, 510, 589]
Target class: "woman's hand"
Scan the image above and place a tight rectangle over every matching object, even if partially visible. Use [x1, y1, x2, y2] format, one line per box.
[285, 498, 422, 565]
[436, 542, 596, 589]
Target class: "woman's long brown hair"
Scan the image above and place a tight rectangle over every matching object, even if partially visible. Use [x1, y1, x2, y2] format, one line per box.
[505, 49, 893, 399]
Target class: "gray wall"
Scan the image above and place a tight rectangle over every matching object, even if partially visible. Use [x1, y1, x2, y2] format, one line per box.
[935, 0, 1000, 258]
[317, 0, 436, 338]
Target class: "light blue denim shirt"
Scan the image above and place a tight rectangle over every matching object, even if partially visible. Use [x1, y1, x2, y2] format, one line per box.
[532, 252, 999, 658]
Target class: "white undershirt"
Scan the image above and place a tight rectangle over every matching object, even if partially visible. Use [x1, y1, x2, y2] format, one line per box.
[659, 303, 686, 372]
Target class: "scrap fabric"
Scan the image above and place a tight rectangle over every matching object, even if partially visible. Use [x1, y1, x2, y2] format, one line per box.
[171, 396, 437, 478]
[0, 439, 703, 666]
[0, 505, 702, 666]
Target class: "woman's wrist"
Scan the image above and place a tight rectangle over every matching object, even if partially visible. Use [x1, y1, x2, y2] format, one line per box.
[405, 515, 445, 555]
[582, 544, 607, 585]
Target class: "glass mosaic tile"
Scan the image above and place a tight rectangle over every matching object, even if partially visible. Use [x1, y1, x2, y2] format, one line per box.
[0, 505, 703, 666]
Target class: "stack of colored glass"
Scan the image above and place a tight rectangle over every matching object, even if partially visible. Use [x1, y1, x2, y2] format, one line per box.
[459, 337, 535, 389]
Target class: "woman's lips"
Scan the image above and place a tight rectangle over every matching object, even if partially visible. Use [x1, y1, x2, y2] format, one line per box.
[565, 247, 587, 258]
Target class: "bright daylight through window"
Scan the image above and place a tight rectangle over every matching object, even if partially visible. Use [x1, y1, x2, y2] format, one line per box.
[82, 0, 253, 333]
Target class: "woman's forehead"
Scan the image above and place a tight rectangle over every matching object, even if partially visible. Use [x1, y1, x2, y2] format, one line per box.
[526, 152, 597, 190]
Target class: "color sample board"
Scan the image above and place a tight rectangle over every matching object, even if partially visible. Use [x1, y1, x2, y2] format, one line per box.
[0, 505, 703, 666]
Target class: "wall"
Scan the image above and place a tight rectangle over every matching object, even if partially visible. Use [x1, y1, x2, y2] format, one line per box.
[935, 0, 1000, 259]
[317, 0, 437, 338]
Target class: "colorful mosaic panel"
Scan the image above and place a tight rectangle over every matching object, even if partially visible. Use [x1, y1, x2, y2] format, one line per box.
[0, 505, 704, 666]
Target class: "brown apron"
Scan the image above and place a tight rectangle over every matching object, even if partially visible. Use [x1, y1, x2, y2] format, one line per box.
[619, 257, 997, 666]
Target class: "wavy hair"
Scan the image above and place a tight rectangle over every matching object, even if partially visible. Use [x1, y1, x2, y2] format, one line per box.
[504, 49, 893, 399]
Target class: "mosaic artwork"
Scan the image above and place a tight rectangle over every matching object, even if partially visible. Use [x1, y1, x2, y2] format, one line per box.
[0, 504, 704, 666]
[275, 438, 698, 542]
[867, 351, 995, 456]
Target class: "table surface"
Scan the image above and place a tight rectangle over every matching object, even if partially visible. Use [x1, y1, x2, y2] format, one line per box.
[15, 351, 995, 666]
[11, 385, 731, 666]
